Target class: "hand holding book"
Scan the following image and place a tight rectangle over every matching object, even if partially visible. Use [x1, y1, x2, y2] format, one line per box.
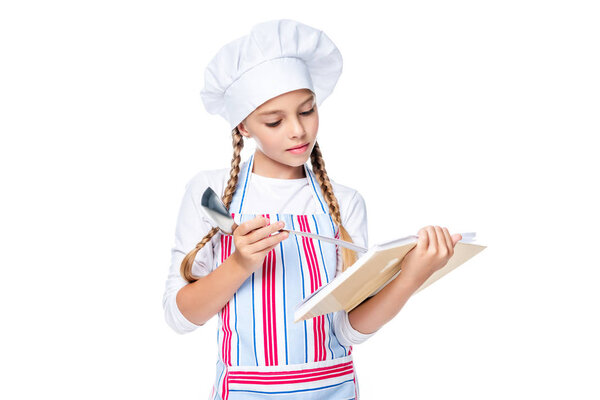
[399, 225, 463, 288]
[294, 227, 486, 322]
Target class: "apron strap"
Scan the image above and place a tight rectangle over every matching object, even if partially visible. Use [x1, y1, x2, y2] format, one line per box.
[228, 154, 330, 216]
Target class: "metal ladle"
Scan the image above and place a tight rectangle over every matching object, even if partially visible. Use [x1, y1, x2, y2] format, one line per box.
[200, 187, 368, 253]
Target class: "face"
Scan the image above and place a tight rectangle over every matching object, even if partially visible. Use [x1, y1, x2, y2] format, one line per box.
[237, 88, 319, 178]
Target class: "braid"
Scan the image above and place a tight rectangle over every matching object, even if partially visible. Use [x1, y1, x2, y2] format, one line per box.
[310, 141, 358, 272]
[180, 128, 245, 283]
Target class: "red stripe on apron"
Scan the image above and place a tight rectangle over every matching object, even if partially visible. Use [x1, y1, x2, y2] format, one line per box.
[261, 214, 279, 366]
[267, 214, 278, 365]
[261, 233, 270, 366]
[229, 367, 354, 385]
[222, 369, 229, 400]
[300, 217, 321, 361]
[226, 359, 356, 394]
[221, 233, 233, 366]
[298, 215, 327, 362]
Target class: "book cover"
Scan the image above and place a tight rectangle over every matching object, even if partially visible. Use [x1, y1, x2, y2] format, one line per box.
[294, 232, 486, 322]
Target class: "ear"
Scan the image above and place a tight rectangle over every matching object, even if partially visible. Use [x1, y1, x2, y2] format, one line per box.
[237, 121, 251, 138]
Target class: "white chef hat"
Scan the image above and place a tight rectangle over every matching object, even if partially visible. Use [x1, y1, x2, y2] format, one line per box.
[200, 19, 343, 131]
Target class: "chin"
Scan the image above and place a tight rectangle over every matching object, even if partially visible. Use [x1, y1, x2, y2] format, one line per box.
[285, 158, 307, 167]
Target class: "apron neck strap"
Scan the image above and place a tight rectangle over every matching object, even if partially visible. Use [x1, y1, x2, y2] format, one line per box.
[228, 153, 329, 215]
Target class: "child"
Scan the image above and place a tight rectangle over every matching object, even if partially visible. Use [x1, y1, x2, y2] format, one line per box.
[163, 19, 462, 400]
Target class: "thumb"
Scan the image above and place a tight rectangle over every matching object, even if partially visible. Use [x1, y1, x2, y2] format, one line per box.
[451, 233, 462, 246]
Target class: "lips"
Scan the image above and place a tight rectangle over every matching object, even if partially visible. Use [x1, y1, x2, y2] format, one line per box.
[287, 142, 309, 151]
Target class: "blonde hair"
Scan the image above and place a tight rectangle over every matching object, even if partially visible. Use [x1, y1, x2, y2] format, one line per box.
[180, 127, 358, 283]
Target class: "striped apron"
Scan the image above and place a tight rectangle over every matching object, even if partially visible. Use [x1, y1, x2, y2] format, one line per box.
[209, 154, 359, 400]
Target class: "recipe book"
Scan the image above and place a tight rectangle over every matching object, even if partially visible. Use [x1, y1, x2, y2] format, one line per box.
[294, 232, 486, 322]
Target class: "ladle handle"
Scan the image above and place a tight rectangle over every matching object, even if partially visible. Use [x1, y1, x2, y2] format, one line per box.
[279, 229, 368, 253]
[226, 222, 367, 253]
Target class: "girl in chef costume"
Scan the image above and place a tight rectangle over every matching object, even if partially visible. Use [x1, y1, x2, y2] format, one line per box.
[163, 19, 462, 400]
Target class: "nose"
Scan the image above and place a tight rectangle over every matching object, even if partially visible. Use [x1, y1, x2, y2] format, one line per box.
[288, 115, 306, 139]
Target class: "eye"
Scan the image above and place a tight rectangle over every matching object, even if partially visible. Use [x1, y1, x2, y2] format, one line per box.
[300, 107, 315, 116]
[265, 107, 315, 128]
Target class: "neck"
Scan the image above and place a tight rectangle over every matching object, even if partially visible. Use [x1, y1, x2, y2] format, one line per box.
[252, 150, 306, 179]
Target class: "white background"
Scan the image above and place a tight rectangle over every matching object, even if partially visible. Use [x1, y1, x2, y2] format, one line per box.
[1, 1, 598, 399]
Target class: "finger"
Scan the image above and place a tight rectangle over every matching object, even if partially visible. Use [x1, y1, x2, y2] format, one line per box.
[247, 219, 285, 244]
[452, 233, 462, 245]
[434, 226, 446, 254]
[417, 227, 429, 249]
[425, 226, 437, 251]
[264, 235, 287, 253]
[441, 227, 452, 248]
[236, 216, 269, 236]
[249, 229, 289, 253]
[441, 227, 453, 253]
[263, 220, 286, 240]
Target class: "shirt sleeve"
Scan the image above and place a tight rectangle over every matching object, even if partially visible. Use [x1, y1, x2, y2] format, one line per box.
[162, 176, 216, 334]
[331, 189, 378, 346]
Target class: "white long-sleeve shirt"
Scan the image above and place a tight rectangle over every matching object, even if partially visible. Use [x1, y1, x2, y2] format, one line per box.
[162, 165, 376, 346]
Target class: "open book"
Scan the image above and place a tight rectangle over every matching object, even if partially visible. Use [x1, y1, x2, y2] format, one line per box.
[294, 232, 486, 322]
